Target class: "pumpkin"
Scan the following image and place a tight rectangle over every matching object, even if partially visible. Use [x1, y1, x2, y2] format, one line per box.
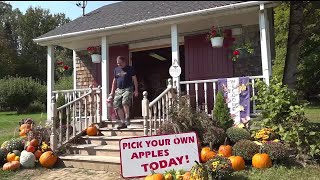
[86, 124, 98, 136]
[218, 145, 232, 157]
[30, 139, 39, 147]
[252, 153, 272, 169]
[34, 150, 43, 159]
[145, 171, 165, 180]
[39, 151, 58, 168]
[200, 147, 216, 163]
[3, 161, 20, 171]
[20, 150, 35, 168]
[183, 171, 191, 180]
[26, 146, 36, 153]
[6, 152, 16, 162]
[19, 124, 31, 131]
[190, 161, 208, 180]
[228, 156, 245, 171]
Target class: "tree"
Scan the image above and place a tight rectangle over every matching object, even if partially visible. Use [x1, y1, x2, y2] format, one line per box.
[282, 1, 320, 89]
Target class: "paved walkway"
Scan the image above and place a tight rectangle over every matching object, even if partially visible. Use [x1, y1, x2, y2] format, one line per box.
[13, 168, 144, 180]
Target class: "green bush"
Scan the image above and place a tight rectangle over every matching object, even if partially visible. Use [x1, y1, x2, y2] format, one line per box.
[254, 77, 320, 159]
[226, 127, 251, 143]
[213, 91, 233, 130]
[263, 142, 289, 161]
[26, 100, 46, 113]
[0, 76, 46, 113]
[233, 140, 260, 160]
[55, 76, 73, 90]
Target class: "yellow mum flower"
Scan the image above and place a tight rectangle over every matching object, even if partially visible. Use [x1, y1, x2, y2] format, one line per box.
[262, 135, 269, 140]
[273, 139, 280, 142]
[253, 141, 263, 146]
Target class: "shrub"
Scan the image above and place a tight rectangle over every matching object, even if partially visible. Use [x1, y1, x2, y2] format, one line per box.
[0, 76, 46, 114]
[157, 121, 180, 135]
[233, 140, 260, 160]
[213, 91, 233, 130]
[26, 100, 46, 113]
[205, 155, 233, 179]
[55, 76, 73, 90]
[226, 127, 251, 143]
[263, 142, 289, 161]
[202, 125, 226, 147]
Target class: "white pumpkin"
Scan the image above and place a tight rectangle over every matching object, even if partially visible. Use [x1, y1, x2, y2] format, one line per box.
[20, 150, 35, 168]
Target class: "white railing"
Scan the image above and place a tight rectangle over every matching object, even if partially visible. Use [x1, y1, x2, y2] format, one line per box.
[179, 75, 264, 115]
[50, 86, 101, 152]
[141, 79, 176, 136]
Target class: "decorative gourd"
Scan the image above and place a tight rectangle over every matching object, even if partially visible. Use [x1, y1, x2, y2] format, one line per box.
[6, 152, 16, 162]
[175, 169, 186, 180]
[3, 161, 20, 171]
[15, 156, 20, 161]
[252, 153, 272, 169]
[228, 156, 245, 171]
[164, 172, 173, 180]
[86, 124, 98, 136]
[12, 150, 21, 157]
[190, 161, 208, 180]
[39, 151, 58, 168]
[34, 150, 43, 159]
[183, 171, 191, 180]
[30, 139, 39, 147]
[19, 124, 31, 136]
[218, 138, 232, 157]
[20, 150, 35, 168]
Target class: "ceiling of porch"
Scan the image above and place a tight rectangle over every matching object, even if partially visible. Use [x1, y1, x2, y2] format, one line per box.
[55, 7, 260, 51]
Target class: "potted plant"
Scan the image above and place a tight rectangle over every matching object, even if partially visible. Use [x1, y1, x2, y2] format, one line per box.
[231, 42, 254, 61]
[207, 26, 224, 48]
[87, 46, 101, 63]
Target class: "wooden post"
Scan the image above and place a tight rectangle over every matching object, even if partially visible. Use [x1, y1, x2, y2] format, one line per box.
[50, 96, 57, 152]
[142, 91, 149, 136]
[89, 85, 94, 124]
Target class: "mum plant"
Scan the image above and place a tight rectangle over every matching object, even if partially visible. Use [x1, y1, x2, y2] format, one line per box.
[87, 46, 101, 55]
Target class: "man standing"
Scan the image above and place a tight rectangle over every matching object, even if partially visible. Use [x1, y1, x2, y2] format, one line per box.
[110, 56, 138, 129]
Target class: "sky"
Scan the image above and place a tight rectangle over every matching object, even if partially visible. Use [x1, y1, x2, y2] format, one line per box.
[5, 1, 120, 20]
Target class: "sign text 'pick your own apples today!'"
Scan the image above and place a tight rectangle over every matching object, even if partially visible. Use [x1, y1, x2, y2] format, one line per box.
[119, 132, 200, 178]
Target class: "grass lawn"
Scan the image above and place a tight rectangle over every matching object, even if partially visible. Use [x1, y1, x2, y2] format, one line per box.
[0, 111, 47, 145]
[305, 105, 320, 123]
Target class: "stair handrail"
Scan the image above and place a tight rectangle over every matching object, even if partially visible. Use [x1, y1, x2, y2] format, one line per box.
[142, 78, 176, 136]
[50, 85, 101, 152]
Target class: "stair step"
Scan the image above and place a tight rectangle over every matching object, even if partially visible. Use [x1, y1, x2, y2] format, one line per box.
[57, 155, 120, 171]
[99, 127, 145, 136]
[69, 144, 120, 156]
[79, 135, 136, 145]
[101, 119, 144, 129]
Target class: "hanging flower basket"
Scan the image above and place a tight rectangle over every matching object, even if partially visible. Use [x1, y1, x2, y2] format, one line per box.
[91, 54, 102, 63]
[211, 37, 224, 48]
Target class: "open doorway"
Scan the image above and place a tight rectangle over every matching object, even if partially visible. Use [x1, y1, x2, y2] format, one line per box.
[130, 46, 184, 118]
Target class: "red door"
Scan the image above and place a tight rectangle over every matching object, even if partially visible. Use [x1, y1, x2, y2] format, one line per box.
[184, 33, 233, 111]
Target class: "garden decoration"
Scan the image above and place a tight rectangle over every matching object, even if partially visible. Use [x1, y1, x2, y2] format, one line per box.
[87, 46, 102, 63]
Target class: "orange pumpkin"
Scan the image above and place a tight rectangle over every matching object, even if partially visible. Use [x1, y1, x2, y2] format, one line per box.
[34, 150, 43, 159]
[144, 172, 165, 180]
[228, 156, 245, 171]
[6, 153, 16, 162]
[39, 151, 58, 168]
[183, 171, 191, 180]
[30, 139, 39, 147]
[218, 145, 232, 157]
[252, 153, 272, 169]
[86, 124, 98, 136]
[2, 161, 20, 171]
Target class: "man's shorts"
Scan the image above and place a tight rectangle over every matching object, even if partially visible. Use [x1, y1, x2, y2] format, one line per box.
[113, 87, 133, 109]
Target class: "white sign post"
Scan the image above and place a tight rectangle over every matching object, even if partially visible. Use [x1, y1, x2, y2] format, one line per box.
[169, 59, 181, 78]
[119, 132, 200, 178]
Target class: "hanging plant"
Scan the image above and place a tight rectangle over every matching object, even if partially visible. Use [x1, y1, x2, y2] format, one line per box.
[206, 26, 224, 48]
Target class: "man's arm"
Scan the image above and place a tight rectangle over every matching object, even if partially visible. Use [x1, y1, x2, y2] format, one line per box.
[132, 75, 138, 97]
[110, 78, 117, 95]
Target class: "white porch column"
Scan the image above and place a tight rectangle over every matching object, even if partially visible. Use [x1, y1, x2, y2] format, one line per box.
[73, 50, 77, 89]
[101, 36, 109, 120]
[171, 24, 180, 92]
[259, 3, 272, 85]
[47, 45, 55, 121]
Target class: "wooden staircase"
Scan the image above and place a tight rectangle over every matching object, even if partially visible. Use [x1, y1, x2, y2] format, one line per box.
[56, 119, 145, 171]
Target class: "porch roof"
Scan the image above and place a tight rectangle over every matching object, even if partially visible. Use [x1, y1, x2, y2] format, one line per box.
[33, 1, 275, 45]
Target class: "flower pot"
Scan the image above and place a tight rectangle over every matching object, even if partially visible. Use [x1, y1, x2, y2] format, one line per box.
[211, 37, 224, 48]
[91, 54, 102, 63]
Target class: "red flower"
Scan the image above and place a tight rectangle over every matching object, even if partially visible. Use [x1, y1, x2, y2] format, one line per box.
[63, 65, 69, 70]
[233, 50, 240, 55]
[211, 30, 217, 37]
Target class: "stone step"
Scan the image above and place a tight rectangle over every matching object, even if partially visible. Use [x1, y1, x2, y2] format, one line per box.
[100, 127, 145, 136]
[101, 119, 144, 129]
[79, 135, 136, 146]
[57, 155, 120, 171]
[68, 144, 120, 156]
